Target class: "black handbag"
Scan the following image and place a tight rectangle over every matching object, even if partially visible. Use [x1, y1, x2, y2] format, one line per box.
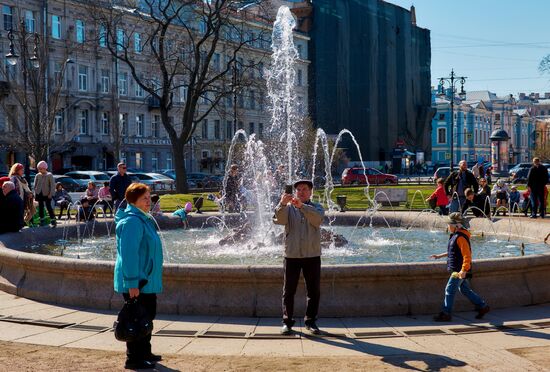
[114, 297, 153, 342]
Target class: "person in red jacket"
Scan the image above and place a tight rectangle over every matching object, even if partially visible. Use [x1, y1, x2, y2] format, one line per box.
[427, 178, 449, 215]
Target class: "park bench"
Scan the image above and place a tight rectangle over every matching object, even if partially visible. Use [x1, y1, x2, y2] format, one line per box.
[373, 188, 408, 207]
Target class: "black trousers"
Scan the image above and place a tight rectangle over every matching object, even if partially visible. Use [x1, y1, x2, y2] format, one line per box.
[36, 193, 55, 220]
[122, 293, 157, 361]
[531, 189, 546, 217]
[282, 256, 321, 326]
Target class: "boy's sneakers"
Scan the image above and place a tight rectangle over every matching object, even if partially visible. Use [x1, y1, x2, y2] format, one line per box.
[433, 312, 452, 322]
[475, 306, 491, 319]
[280, 324, 292, 335]
[304, 320, 321, 335]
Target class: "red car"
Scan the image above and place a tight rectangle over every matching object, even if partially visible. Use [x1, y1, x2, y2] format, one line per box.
[341, 167, 398, 185]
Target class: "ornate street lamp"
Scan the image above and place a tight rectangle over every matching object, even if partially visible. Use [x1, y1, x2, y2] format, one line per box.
[438, 69, 467, 171]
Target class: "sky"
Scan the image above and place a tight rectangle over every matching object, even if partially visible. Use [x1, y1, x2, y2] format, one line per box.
[385, 0, 550, 97]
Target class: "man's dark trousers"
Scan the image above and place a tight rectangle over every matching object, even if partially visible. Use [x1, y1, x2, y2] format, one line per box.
[530, 188, 546, 217]
[282, 256, 321, 326]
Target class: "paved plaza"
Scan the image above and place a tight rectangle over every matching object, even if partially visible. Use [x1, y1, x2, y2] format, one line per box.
[2, 290, 550, 370]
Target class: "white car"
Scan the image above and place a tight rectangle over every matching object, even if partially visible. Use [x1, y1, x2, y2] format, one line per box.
[132, 172, 176, 191]
[64, 171, 111, 188]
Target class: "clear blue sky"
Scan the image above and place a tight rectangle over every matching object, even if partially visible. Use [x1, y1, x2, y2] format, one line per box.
[385, 0, 550, 97]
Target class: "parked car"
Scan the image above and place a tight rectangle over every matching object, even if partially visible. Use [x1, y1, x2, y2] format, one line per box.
[508, 163, 532, 176]
[132, 172, 176, 191]
[433, 167, 459, 180]
[341, 167, 398, 185]
[510, 164, 550, 184]
[105, 170, 140, 183]
[53, 175, 84, 192]
[64, 171, 111, 188]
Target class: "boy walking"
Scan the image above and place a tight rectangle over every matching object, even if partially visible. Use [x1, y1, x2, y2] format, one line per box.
[431, 213, 490, 321]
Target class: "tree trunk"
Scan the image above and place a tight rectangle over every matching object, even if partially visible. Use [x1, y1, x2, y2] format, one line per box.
[173, 139, 189, 193]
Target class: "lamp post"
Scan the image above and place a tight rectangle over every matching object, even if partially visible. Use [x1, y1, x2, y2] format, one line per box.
[438, 69, 467, 171]
[5, 25, 40, 182]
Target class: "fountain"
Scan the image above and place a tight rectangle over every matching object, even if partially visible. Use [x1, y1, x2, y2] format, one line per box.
[0, 6, 549, 317]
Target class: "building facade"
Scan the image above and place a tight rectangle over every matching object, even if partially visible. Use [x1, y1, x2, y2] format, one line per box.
[0, 0, 309, 174]
[292, 0, 432, 167]
[431, 89, 537, 170]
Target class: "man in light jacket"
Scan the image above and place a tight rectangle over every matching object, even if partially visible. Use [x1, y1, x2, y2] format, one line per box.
[273, 179, 325, 335]
[34, 161, 57, 227]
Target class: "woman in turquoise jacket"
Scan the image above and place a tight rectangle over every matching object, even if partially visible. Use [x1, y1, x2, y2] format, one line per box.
[114, 183, 163, 370]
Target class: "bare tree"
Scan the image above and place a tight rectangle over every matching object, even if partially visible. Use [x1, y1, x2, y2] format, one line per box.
[0, 18, 79, 168]
[88, 0, 270, 192]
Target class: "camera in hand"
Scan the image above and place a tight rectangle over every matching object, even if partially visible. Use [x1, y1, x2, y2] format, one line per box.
[284, 184, 293, 194]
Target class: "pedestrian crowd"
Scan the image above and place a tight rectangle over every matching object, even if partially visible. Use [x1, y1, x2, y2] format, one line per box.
[427, 158, 548, 219]
[0, 161, 133, 234]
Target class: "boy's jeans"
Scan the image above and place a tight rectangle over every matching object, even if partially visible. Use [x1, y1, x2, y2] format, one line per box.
[442, 275, 486, 314]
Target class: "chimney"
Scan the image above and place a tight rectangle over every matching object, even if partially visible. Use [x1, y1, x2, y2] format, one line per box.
[519, 93, 526, 100]
[535, 93, 540, 99]
[545, 92, 550, 99]
[410, 5, 416, 26]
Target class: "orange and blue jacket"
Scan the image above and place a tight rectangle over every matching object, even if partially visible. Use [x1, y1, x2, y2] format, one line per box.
[447, 228, 472, 274]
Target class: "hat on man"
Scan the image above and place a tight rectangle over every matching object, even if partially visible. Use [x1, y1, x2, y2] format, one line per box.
[293, 179, 313, 189]
[447, 212, 470, 229]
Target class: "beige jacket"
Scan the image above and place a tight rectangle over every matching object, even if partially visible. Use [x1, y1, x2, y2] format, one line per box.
[273, 201, 325, 258]
[34, 172, 56, 199]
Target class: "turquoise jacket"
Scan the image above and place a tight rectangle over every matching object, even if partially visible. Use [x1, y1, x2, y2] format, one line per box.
[113, 204, 163, 294]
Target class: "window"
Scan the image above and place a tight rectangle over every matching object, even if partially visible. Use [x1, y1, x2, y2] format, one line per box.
[238, 93, 244, 108]
[297, 44, 302, 59]
[259, 94, 264, 111]
[213, 53, 220, 71]
[495, 113, 501, 121]
[199, 20, 207, 34]
[99, 112, 108, 135]
[226, 95, 233, 107]
[226, 120, 233, 139]
[135, 152, 143, 169]
[54, 114, 63, 134]
[258, 123, 263, 139]
[202, 119, 208, 139]
[297, 96, 304, 114]
[249, 59, 255, 78]
[78, 65, 88, 91]
[53, 62, 63, 84]
[151, 115, 160, 138]
[297, 69, 302, 86]
[258, 62, 264, 79]
[116, 29, 125, 51]
[249, 90, 255, 110]
[120, 151, 127, 164]
[120, 113, 128, 135]
[202, 92, 209, 105]
[99, 25, 107, 47]
[79, 110, 89, 135]
[101, 69, 110, 93]
[3, 6, 13, 31]
[214, 120, 220, 140]
[76, 20, 85, 43]
[438, 113, 445, 121]
[52, 15, 62, 39]
[166, 154, 172, 169]
[238, 121, 243, 130]
[249, 122, 254, 134]
[151, 153, 158, 171]
[135, 80, 144, 97]
[134, 33, 142, 53]
[437, 127, 446, 144]
[179, 85, 188, 102]
[25, 11, 35, 33]
[136, 114, 144, 137]
[118, 72, 128, 95]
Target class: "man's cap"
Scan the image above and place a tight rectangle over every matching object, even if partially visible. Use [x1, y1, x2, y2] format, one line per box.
[447, 212, 470, 229]
[293, 179, 313, 189]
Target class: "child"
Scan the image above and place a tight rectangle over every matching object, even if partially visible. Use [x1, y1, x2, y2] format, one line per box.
[430, 212, 490, 321]
[426, 178, 449, 215]
[98, 181, 113, 217]
[461, 188, 488, 218]
[150, 194, 162, 217]
[509, 186, 520, 213]
[78, 198, 95, 221]
[172, 202, 192, 228]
